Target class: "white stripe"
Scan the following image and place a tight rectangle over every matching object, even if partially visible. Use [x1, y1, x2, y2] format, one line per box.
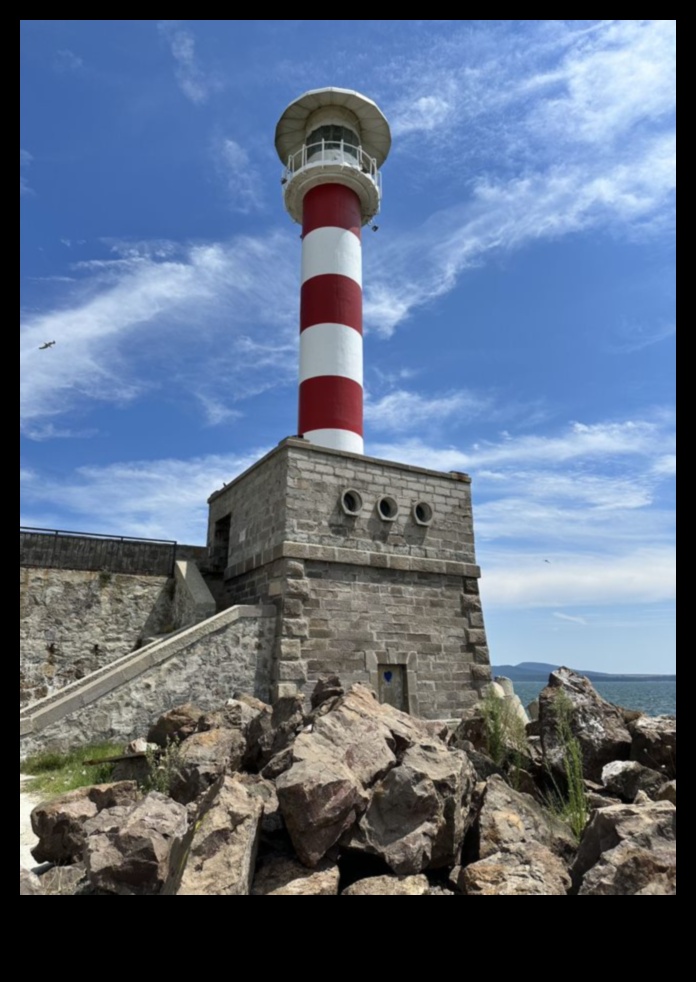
[300, 323, 363, 385]
[301, 226, 362, 286]
[303, 428, 364, 454]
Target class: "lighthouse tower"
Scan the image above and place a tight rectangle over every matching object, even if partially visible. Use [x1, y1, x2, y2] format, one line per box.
[206, 88, 491, 718]
[275, 88, 391, 455]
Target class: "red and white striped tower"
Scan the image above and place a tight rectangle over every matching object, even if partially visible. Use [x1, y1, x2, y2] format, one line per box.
[275, 88, 391, 454]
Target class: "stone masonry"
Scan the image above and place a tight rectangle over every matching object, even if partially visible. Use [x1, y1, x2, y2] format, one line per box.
[207, 438, 491, 719]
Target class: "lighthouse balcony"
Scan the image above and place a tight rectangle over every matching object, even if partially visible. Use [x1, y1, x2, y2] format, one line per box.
[282, 139, 382, 226]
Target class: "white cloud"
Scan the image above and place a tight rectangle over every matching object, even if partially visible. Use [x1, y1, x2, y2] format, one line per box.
[481, 547, 676, 608]
[197, 395, 242, 427]
[553, 611, 588, 625]
[21, 450, 268, 542]
[53, 49, 84, 73]
[364, 389, 488, 432]
[367, 21, 676, 336]
[20, 231, 297, 429]
[20, 149, 33, 196]
[213, 138, 264, 213]
[158, 22, 218, 104]
[607, 321, 676, 353]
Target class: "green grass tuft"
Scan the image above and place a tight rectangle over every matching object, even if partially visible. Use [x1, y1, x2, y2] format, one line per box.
[22, 743, 123, 798]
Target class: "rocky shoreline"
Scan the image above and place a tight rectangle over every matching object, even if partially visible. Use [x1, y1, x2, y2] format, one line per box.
[20, 668, 676, 895]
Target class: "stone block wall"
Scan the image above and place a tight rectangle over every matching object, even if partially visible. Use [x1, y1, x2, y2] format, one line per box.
[20, 568, 173, 706]
[207, 438, 491, 718]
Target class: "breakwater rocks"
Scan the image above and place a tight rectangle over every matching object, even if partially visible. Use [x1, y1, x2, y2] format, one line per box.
[21, 668, 676, 895]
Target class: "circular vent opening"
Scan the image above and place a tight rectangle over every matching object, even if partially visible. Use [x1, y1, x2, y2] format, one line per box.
[413, 501, 434, 526]
[341, 488, 363, 516]
[377, 496, 399, 521]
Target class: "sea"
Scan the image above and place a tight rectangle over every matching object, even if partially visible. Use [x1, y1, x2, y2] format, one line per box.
[512, 680, 676, 717]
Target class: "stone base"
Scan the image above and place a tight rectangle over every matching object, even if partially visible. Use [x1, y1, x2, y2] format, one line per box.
[207, 438, 491, 719]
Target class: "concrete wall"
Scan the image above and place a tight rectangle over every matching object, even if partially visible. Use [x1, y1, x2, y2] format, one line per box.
[20, 605, 275, 757]
[206, 439, 491, 718]
[20, 568, 174, 706]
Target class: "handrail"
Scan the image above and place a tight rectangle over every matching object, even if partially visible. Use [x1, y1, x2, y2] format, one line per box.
[283, 139, 381, 192]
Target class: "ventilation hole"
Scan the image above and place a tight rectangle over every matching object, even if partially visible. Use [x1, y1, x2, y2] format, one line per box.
[377, 496, 399, 521]
[341, 488, 363, 516]
[413, 501, 434, 526]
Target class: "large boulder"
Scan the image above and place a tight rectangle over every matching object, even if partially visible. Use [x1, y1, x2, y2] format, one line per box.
[456, 844, 571, 896]
[147, 702, 203, 747]
[275, 684, 446, 867]
[538, 668, 631, 782]
[477, 774, 576, 861]
[252, 856, 339, 895]
[169, 728, 245, 804]
[20, 865, 43, 895]
[342, 874, 431, 896]
[572, 799, 676, 895]
[343, 742, 475, 874]
[243, 695, 306, 772]
[628, 715, 676, 778]
[30, 781, 139, 864]
[163, 776, 263, 895]
[83, 792, 188, 895]
[601, 760, 666, 802]
[197, 697, 263, 735]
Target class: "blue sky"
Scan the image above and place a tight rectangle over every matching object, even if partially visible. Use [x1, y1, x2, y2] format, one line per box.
[20, 21, 676, 673]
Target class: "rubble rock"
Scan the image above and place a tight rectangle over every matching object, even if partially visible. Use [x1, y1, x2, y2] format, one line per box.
[628, 715, 676, 778]
[163, 776, 263, 895]
[578, 839, 676, 895]
[538, 668, 631, 782]
[572, 799, 676, 893]
[601, 760, 666, 802]
[20, 865, 43, 895]
[147, 702, 202, 747]
[236, 773, 284, 833]
[197, 697, 262, 734]
[84, 792, 188, 895]
[478, 774, 576, 861]
[39, 863, 87, 895]
[310, 674, 344, 711]
[243, 694, 305, 772]
[457, 844, 571, 895]
[342, 874, 431, 895]
[170, 727, 245, 804]
[30, 781, 139, 864]
[656, 780, 676, 805]
[343, 742, 475, 874]
[252, 856, 339, 895]
[276, 684, 445, 867]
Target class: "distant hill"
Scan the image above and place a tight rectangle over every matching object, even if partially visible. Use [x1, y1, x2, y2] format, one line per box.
[491, 661, 676, 683]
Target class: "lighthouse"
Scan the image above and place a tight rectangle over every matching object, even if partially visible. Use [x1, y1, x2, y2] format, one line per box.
[206, 88, 491, 718]
[275, 88, 391, 455]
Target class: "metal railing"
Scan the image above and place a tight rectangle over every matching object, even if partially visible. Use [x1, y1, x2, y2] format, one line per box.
[20, 527, 178, 576]
[284, 140, 381, 193]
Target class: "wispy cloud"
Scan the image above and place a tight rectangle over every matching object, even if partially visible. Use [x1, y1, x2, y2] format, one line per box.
[365, 388, 489, 432]
[482, 547, 675, 608]
[553, 611, 588, 625]
[366, 20, 676, 336]
[20, 232, 297, 431]
[158, 21, 218, 104]
[20, 149, 33, 196]
[607, 320, 676, 353]
[53, 49, 83, 74]
[213, 138, 264, 213]
[21, 450, 268, 542]
[197, 395, 242, 427]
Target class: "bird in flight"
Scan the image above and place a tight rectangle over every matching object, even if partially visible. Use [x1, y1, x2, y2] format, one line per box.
[38, 341, 56, 350]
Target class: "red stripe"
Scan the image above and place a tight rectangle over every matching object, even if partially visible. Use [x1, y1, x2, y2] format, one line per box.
[299, 376, 363, 436]
[302, 184, 362, 239]
[300, 274, 362, 334]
